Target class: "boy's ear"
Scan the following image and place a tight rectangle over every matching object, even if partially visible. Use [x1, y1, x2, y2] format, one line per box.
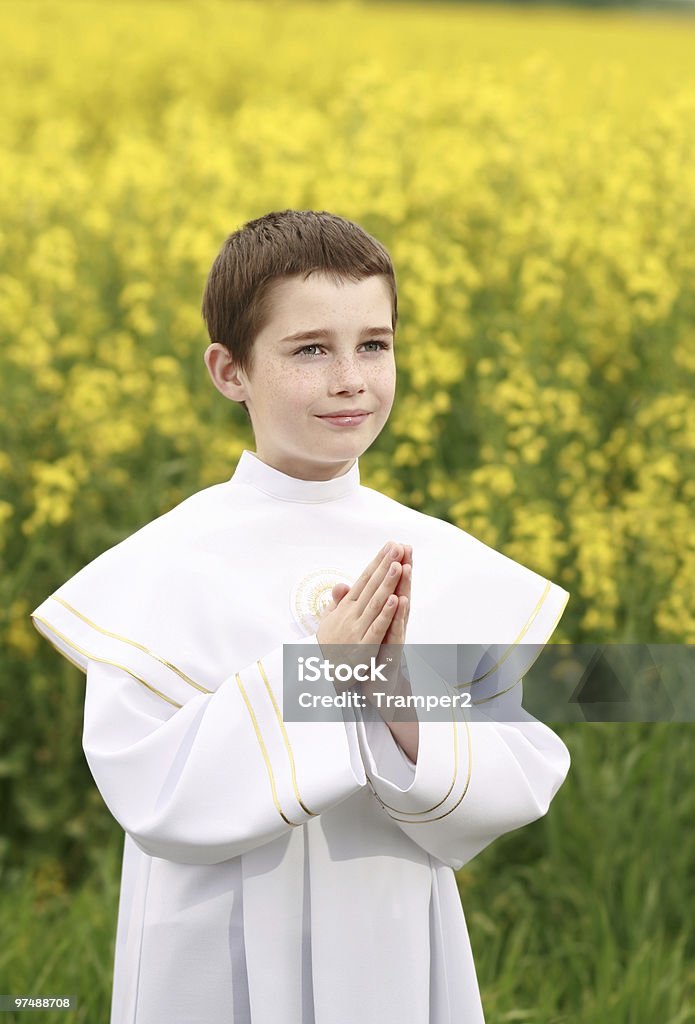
[203, 343, 249, 403]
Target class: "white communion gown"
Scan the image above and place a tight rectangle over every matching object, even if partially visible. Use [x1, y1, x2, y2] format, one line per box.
[31, 449, 571, 1024]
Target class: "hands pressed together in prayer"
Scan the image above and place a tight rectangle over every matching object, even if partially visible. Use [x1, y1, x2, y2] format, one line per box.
[316, 541, 412, 649]
[316, 542, 418, 762]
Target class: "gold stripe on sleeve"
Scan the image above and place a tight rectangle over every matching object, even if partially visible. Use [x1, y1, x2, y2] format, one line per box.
[365, 679, 459, 816]
[455, 579, 554, 690]
[471, 678, 521, 705]
[255, 660, 317, 818]
[369, 588, 568, 822]
[469, 589, 569, 704]
[235, 672, 302, 828]
[367, 714, 473, 824]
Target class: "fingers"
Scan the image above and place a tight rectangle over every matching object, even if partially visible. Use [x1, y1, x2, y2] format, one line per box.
[394, 547, 412, 615]
[396, 594, 410, 639]
[353, 544, 404, 616]
[349, 543, 400, 606]
[394, 560, 411, 600]
[359, 550, 413, 643]
[318, 583, 349, 621]
[324, 541, 412, 646]
[385, 553, 411, 616]
[382, 594, 409, 647]
[364, 590, 400, 641]
[355, 557, 403, 635]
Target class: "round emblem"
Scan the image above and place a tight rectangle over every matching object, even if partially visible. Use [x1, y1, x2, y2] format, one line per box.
[291, 568, 354, 633]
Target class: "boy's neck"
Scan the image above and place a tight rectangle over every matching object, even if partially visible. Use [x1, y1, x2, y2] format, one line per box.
[250, 450, 357, 482]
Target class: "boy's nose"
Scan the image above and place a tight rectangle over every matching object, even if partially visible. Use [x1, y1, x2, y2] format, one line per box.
[329, 361, 366, 391]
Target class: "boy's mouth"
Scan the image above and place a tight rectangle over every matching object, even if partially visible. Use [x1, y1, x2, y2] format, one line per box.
[316, 411, 372, 427]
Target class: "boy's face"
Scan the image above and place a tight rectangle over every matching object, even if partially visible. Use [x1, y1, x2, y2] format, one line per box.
[209, 272, 396, 480]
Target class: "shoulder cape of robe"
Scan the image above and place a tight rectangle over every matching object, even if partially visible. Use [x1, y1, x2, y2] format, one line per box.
[30, 449, 571, 1024]
[31, 449, 569, 708]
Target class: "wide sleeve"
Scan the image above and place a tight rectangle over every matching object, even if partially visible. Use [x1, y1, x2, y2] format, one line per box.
[355, 647, 570, 872]
[33, 609, 367, 864]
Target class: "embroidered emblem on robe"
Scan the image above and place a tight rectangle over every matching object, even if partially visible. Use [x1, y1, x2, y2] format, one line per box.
[290, 568, 354, 633]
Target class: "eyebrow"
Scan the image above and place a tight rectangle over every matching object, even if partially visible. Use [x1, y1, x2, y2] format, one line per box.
[279, 326, 394, 344]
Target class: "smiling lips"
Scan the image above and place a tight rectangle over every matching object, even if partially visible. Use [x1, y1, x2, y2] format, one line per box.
[317, 410, 372, 426]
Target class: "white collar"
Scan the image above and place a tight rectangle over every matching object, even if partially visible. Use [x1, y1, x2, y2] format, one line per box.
[229, 449, 361, 503]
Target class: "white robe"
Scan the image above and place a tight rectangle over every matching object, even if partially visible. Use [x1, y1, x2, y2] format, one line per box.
[30, 449, 571, 1024]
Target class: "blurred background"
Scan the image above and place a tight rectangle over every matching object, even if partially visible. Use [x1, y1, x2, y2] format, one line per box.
[1, 1, 694, 1021]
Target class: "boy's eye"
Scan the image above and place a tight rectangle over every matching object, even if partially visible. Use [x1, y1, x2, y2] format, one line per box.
[294, 341, 391, 357]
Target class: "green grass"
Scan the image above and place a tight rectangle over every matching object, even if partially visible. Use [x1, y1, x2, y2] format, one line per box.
[0, 839, 121, 1024]
[460, 723, 695, 1022]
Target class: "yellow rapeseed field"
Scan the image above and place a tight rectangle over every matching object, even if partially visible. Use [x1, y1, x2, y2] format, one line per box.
[2, 0, 694, 652]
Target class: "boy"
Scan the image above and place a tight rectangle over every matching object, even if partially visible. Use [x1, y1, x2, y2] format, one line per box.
[31, 209, 571, 1023]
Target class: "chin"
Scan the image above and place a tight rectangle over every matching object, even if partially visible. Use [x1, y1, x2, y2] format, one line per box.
[319, 444, 365, 463]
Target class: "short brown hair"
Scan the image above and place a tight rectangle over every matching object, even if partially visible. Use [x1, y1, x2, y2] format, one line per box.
[200, 209, 398, 423]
